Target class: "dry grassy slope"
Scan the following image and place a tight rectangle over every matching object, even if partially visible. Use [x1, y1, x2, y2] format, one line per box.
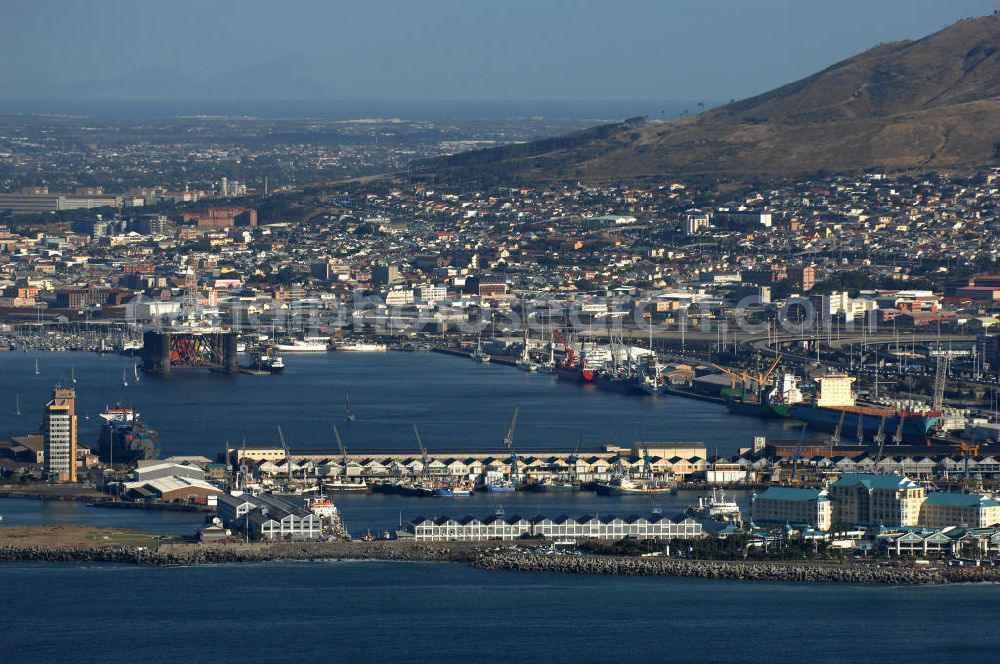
[423, 14, 1000, 181]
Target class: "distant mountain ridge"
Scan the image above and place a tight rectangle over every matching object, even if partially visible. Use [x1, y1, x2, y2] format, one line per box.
[415, 14, 1000, 183]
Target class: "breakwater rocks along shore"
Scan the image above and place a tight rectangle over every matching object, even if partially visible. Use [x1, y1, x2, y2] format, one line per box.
[470, 552, 971, 585]
[2, 532, 1000, 585]
[0, 539, 464, 566]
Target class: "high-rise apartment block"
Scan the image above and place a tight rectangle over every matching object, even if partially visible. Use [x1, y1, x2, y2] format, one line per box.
[44, 388, 78, 482]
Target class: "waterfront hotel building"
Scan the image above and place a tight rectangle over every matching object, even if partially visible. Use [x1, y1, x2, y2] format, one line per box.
[43, 388, 77, 483]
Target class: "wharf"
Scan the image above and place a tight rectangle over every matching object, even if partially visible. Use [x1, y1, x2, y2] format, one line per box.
[227, 441, 707, 465]
[432, 346, 517, 366]
[665, 387, 729, 405]
[432, 346, 469, 358]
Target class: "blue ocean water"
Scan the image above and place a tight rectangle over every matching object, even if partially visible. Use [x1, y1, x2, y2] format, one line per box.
[3, 561, 999, 664]
[0, 351, 797, 458]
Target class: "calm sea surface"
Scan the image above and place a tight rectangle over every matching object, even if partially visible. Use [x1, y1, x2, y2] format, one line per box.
[3, 353, 999, 662]
[0, 350, 796, 458]
[4, 561, 1000, 664]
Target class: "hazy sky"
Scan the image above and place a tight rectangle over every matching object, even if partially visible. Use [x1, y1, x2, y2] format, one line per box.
[2, 0, 996, 102]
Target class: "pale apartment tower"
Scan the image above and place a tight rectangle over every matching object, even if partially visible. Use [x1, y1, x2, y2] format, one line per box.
[44, 388, 78, 483]
[220, 176, 229, 197]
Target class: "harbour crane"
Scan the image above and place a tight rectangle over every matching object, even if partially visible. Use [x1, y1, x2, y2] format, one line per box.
[332, 425, 350, 483]
[830, 410, 846, 446]
[276, 425, 295, 481]
[569, 435, 582, 480]
[504, 407, 520, 485]
[790, 423, 807, 484]
[956, 441, 979, 480]
[893, 414, 906, 447]
[874, 416, 888, 466]
[932, 354, 950, 412]
[553, 330, 575, 367]
[713, 354, 782, 401]
[413, 424, 430, 481]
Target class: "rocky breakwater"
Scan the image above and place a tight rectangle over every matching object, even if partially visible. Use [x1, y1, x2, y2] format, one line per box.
[0, 539, 467, 566]
[0, 526, 477, 566]
[472, 552, 957, 585]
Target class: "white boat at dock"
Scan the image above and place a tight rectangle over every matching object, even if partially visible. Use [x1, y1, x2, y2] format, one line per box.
[275, 338, 329, 352]
[335, 341, 387, 352]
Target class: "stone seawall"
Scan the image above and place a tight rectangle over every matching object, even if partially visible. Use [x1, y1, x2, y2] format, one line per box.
[471, 552, 1000, 585]
[4, 534, 1000, 585]
[0, 541, 463, 566]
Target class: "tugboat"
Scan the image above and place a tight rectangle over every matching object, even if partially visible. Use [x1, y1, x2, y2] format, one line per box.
[250, 345, 285, 373]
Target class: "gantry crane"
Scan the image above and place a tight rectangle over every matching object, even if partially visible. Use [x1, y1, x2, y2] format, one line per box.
[713, 354, 782, 401]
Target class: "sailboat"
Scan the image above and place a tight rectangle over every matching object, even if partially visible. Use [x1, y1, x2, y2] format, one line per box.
[14, 393, 21, 416]
[345, 392, 357, 423]
[71, 366, 76, 383]
[470, 331, 490, 363]
[539, 331, 557, 373]
[122, 368, 128, 387]
[133, 363, 140, 383]
[515, 325, 537, 372]
[34, 358, 39, 375]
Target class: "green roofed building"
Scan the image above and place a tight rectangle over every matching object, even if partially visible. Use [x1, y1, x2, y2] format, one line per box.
[829, 473, 925, 527]
[752, 487, 832, 532]
[920, 492, 1000, 529]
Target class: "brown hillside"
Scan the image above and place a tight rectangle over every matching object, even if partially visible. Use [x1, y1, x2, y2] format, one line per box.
[416, 14, 1000, 182]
